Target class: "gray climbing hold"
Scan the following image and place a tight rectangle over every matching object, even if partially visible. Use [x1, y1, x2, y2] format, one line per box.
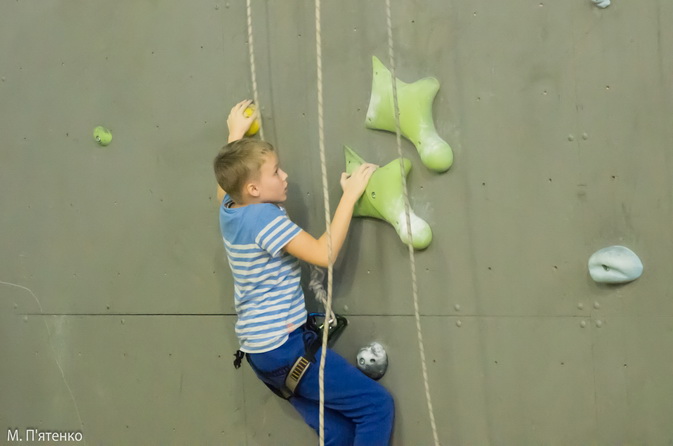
[356, 342, 388, 380]
[591, 0, 610, 8]
[588, 245, 643, 284]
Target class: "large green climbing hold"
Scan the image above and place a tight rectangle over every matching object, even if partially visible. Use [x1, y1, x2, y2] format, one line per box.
[365, 56, 453, 173]
[345, 145, 432, 250]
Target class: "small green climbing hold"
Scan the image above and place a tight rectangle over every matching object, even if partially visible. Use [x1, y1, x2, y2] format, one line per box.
[93, 126, 112, 146]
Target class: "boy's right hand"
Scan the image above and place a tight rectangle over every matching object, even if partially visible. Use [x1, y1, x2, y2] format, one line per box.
[340, 163, 378, 202]
[227, 99, 259, 142]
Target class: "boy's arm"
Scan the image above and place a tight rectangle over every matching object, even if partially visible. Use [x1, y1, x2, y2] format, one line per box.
[283, 163, 377, 268]
[283, 194, 358, 268]
[216, 100, 258, 204]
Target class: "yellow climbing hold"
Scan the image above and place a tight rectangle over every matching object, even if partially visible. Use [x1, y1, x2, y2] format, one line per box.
[244, 104, 260, 136]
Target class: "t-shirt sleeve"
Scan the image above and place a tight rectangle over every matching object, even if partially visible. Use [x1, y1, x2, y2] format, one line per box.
[254, 204, 302, 257]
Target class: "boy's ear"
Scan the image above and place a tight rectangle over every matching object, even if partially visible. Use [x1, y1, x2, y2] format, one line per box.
[246, 182, 261, 198]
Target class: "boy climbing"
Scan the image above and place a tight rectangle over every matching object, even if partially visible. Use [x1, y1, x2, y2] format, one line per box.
[213, 99, 395, 445]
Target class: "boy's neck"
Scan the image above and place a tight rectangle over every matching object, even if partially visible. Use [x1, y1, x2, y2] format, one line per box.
[231, 196, 265, 208]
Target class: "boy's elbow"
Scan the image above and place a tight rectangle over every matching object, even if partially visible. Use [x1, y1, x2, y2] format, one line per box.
[288, 233, 336, 268]
[308, 250, 329, 268]
[320, 239, 344, 268]
[316, 250, 337, 268]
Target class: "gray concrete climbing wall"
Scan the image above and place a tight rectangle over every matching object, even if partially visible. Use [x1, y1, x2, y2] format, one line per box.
[2, 0, 672, 444]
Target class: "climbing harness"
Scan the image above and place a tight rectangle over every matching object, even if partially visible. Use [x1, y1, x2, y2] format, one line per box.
[232, 313, 347, 400]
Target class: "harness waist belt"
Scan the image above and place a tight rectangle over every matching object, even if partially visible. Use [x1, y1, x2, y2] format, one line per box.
[235, 315, 348, 399]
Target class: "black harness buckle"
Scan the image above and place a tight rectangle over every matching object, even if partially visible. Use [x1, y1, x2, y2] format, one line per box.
[233, 350, 245, 369]
[306, 312, 348, 352]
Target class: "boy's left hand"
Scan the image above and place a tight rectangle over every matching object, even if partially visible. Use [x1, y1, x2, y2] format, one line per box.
[227, 99, 259, 141]
[340, 163, 378, 202]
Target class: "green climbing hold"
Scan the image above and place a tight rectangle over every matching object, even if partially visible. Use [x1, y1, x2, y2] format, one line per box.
[366, 56, 453, 173]
[93, 126, 112, 146]
[345, 145, 432, 250]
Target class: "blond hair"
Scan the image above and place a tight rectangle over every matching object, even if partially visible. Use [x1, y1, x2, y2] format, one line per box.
[213, 138, 275, 203]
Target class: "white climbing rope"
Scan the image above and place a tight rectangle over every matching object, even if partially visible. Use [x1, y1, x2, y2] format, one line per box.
[245, 0, 264, 140]
[384, 0, 440, 444]
[308, 264, 328, 307]
[314, 1, 335, 444]
[247, 1, 439, 443]
[243, 1, 334, 442]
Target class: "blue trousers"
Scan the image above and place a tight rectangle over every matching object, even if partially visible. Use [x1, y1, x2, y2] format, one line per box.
[247, 326, 395, 446]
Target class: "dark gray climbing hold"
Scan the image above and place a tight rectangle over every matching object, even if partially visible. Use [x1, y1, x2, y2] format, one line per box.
[356, 342, 388, 380]
[588, 245, 643, 284]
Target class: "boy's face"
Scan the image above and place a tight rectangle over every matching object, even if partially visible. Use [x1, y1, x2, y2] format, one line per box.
[254, 152, 288, 203]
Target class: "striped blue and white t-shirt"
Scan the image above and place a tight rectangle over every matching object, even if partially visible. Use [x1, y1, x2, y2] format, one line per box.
[219, 194, 307, 353]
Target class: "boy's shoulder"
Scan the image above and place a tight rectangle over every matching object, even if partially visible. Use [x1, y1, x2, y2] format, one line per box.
[255, 203, 291, 226]
[246, 201, 285, 216]
[221, 198, 301, 255]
